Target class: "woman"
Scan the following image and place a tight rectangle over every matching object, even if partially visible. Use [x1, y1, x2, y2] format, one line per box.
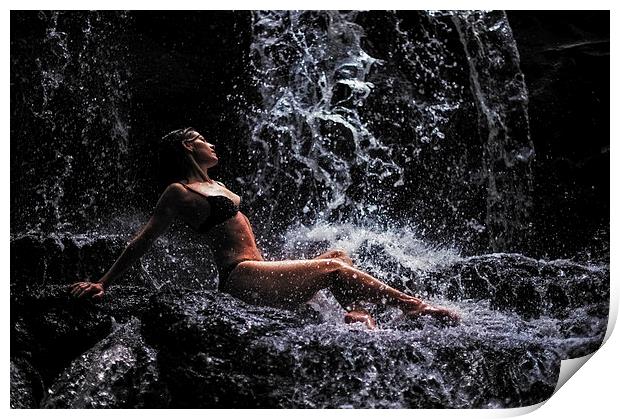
[70, 128, 459, 329]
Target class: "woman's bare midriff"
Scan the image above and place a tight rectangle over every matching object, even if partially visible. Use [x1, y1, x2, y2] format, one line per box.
[203, 212, 265, 283]
[175, 183, 265, 281]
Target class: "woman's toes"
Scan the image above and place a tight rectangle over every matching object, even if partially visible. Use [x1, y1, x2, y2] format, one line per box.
[404, 304, 461, 325]
[423, 306, 461, 325]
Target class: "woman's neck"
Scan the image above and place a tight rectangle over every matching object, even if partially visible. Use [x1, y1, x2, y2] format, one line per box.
[185, 160, 214, 184]
[186, 168, 215, 183]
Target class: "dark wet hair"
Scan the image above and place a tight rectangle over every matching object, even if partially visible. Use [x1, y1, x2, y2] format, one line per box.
[157, 127, 199, 188]
[161, 127, 196, 145]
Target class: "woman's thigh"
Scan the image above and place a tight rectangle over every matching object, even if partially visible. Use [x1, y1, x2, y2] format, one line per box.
[223, 259, 341, 308]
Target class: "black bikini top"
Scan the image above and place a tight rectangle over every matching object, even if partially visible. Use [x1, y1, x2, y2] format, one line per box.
[180, 182, 240, 233]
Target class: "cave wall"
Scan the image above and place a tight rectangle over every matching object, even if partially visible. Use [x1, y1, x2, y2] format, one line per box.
[507, 11, 609, 258]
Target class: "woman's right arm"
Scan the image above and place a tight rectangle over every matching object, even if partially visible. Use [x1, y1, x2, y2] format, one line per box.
[69, 184, 184, 300]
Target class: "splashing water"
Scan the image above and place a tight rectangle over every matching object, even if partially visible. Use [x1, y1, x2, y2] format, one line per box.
[246, 10, 535, 254]
[283, 221, 460, 273]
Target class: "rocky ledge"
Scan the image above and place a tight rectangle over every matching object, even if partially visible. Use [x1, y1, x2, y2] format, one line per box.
[10, 235, 608, 408]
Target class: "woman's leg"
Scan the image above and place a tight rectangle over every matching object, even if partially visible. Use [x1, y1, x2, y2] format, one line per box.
[311, 248, 361, 307]
[222, 258, 344, 308]
[311, 249, 376, 328]
[225, 256, 459, 323]
[312, 248, 353, 266]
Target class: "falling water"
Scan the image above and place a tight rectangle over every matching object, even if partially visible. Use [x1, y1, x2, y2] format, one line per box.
[248, 11, 404, 235]
[247, 10, 535, 254]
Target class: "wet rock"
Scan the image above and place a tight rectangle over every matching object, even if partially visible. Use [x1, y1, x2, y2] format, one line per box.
[10, 233, 130, 286]
[10, 232, 218, 290]
[493, 280, 543, 319]
[428, 253, 608, 319]
[10, 357, 44, 408]
[142, 288, 319, 358]
[141, 289, 315, 408]
[11, 285, 113, 383]
[140, 288, 562, 408]
[545, 282, 571, 316]
[10, 283, 160, 379]
[42, 319, 168, 408]
[100, 285, 157, 323]
[8, 236, 608, 408]
[248, 322, 560, 408]
[141, 289, 320, 407]
[416, 254, 607, 359]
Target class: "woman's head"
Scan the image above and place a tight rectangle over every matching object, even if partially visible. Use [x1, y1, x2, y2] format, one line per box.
[159, 127, 219, 184]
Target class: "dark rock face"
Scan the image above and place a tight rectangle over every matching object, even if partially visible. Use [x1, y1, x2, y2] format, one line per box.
[141, 290, 321, 407]
[11, 11, 255, 234]
[422, 254, 608, 359]
[9, 234, 608, 408]
[432, 254, 608, 316]
[10, 231, 219, 291]
[10, 358, 44, 409]
[507, 11, 609, 258]
[10, 233, 129, 287]
[42, 319, 168, 408]
[11, 285, 114, 384]
[139, 289, 565, 408]
[10, 282, 159, 407]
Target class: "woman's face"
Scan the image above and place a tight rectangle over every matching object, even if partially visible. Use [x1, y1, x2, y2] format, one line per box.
[184, 131, 218, 167]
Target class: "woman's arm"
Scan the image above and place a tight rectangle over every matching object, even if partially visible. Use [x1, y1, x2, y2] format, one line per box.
[69, 184, 183, 300]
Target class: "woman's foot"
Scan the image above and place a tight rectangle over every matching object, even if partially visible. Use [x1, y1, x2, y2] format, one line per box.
[404, 302, 461, 325]
[344, 309, 377, 329]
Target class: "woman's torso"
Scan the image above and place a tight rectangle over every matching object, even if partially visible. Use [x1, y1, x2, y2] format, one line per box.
[174, 181, 264, 281]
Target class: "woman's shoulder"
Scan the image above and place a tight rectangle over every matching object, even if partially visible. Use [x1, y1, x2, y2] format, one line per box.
[161, 182, 190, 202]
[166, 182, 188, 194]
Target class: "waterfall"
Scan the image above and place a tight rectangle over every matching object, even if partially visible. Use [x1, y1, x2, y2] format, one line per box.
[248, 11, 403, 235]
[248, 10, 535, 253]
[13, 10, 535, 252]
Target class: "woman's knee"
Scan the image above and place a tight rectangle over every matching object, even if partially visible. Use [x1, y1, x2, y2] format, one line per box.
[316, 257, 348, 273]
[328, 248, 347, 257]
[327, 263, 360, 307]
[328, 249, 353, 266]
[324, 260, 359, 287]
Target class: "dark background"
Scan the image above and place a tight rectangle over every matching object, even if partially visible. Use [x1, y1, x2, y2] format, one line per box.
[508, 11, 609, 259]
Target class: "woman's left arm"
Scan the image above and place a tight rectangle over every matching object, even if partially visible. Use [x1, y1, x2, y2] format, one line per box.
[69, 184, 183, 300]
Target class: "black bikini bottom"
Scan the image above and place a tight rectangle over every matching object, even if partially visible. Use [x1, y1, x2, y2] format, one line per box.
[218, 258, 258, 285]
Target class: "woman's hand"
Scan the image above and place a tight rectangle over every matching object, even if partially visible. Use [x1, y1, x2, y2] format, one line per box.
[69, 281, 105, 301]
